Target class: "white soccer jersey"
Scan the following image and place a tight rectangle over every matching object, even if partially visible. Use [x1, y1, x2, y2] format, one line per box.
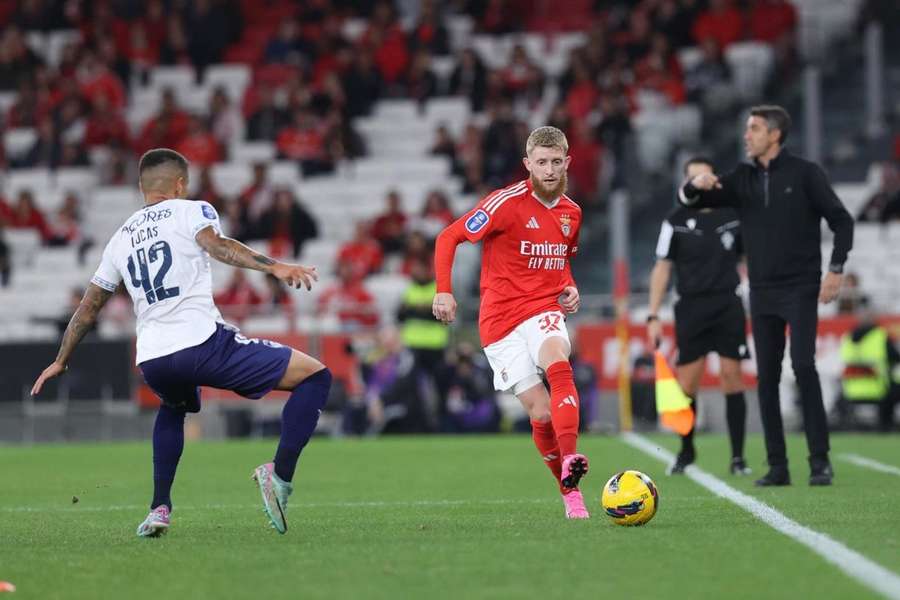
[91, 199, 225, 364]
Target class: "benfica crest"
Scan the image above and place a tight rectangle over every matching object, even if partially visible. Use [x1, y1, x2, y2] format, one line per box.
[560, 214, 572, 237]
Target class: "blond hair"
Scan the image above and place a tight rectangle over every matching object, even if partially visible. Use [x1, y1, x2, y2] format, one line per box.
[525, 126, 568, 156]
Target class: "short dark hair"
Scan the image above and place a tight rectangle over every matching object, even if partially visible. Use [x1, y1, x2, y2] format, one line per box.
[683, 156, 714, 176]
[138, 148, 188, 177]
[749, 105, 791, 145]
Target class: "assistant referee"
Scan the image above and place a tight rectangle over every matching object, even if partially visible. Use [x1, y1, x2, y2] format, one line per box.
[649, 157, 751, 477]
[679, 105, 854, 487]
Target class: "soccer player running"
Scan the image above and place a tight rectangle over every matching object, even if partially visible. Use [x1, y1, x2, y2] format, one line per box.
[31, 149, 330, 536]
[433, 126, 590, 519]
[648, 157, 751, 477]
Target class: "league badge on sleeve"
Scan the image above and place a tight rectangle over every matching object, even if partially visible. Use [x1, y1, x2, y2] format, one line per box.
[202, 204, 217, 220]
[560, 214, 571, 237]
[465, 209, 490, 234]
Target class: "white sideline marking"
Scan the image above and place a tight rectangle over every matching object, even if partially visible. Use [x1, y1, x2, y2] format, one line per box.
[623, 432, 900, 600]
[839, 453, 900, 478]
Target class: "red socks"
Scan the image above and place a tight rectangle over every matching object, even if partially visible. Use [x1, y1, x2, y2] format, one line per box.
[530, 419, 564, 492]
[546, 361, 580, 457]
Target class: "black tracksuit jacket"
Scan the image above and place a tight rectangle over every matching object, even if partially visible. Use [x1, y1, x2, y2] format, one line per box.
[679, 149, 854, 290]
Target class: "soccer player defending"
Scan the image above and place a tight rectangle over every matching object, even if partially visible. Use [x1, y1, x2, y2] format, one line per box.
[31, 149, 331, 536]
[432, 126, 589, 519]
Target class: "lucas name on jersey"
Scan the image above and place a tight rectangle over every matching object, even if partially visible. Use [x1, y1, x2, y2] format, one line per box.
[520, 240, 569, 270]
[121, 207, 175, 249]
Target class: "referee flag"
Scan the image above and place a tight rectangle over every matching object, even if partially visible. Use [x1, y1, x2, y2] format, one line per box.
[654, 350, 695, 435]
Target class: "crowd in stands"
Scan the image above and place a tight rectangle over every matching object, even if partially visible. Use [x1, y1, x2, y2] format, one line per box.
[1, 0, 889, 433]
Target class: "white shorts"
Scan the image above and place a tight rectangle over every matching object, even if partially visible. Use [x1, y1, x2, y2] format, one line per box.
[483, 311, 570, 393]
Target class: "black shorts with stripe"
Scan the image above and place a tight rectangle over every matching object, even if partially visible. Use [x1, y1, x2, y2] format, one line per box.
[674, 293, 750, 366]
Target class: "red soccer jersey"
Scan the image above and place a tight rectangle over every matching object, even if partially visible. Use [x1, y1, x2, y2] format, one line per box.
[436, 178, 581, 346]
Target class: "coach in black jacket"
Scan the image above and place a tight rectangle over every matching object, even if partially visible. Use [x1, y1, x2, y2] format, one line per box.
[679, 105, 853, 487]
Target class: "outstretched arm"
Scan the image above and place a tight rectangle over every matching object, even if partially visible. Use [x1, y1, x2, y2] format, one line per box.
[195, 226, 318, 290]
[31, 283, 113, 395]
[679, 170, 740, 209]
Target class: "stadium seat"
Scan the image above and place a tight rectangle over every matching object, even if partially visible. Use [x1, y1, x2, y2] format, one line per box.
[228, 141, 276, 164]
[149, 65, 197, 91]
[3, 128, 38, 161]
[4, 229, 42, 268]
[203, 64, 251, 103]
[724, 42, 774, 101]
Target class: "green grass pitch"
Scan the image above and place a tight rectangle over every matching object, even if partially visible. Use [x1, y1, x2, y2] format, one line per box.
[1, 433, 898, 599]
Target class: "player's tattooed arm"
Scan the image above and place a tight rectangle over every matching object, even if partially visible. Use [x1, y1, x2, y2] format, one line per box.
[31, 283, 113, 395]
[56, 284, 113, 365]
[195, 226, 276, 271]
[195, 226, 318, 290]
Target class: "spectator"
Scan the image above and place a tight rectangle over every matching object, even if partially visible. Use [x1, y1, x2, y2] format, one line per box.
[255, 187, 319, 259]
[174, 116, 223, 167]
[837, 273, 872, 315]
[685, 37, 734, 112]
[276, 108, 334, 176]
[567, 120, 603, 203]
[185, 0, 234, 74]
[77, 51, 125, 111]
[58, 141, 90, 168]
[748, 0, 797, 44]
[7, 189, 51, 241]
[430, 123, 457, 166]
[338, 221, 384, 277]
[398, 256, 449, 420]
[501, 44, 544, 107]
[135, 88, 190, 154]
[399, 230, 433, 276]
[46, 191, 94, 263]
[361, 1, 409, 87]
[443, 345, 500, 433]
[0, 26, 43, 92]
[21, 119, 60, 168]
[220, 198, 253, 241]
[207, 86, 243, 148]
[317, 261, 379, 332]
[83, 95, 130, 149]
[857, 162, 900, 223]
[342, 49, 383, 118]
[449, 48, 488, 113]
[412, 189, 454, 240]
[654, 0, 701, 49]
[405, 49, 438, 108]
[264, 19, 304, 65]
[237, 162, 274, 223]
[246, 84, 288, 141]
[410, 0, 449, 56]
[214, 268, 263, 324]
[158, 13, 191, 66]
[481, 99, 520, 187]
[692, 0, 744, 49]
[371, 190, 408, 255]
[363, 326, 434, 434]
[6, 81, 40, 127]
[194, 168, 225, 211]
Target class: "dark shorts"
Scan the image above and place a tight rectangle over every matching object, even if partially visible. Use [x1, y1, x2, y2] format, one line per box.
[139, 323, 293, 413]
[674, 294, 750, 366]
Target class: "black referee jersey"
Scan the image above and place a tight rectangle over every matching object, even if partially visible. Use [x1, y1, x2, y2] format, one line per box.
[655, 206, 742, 297]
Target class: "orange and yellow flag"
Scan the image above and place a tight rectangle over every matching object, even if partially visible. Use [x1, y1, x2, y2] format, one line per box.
[654, 350, 695, 435]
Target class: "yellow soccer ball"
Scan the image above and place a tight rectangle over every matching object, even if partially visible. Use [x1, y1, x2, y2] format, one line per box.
[600, 470, 659, 526]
